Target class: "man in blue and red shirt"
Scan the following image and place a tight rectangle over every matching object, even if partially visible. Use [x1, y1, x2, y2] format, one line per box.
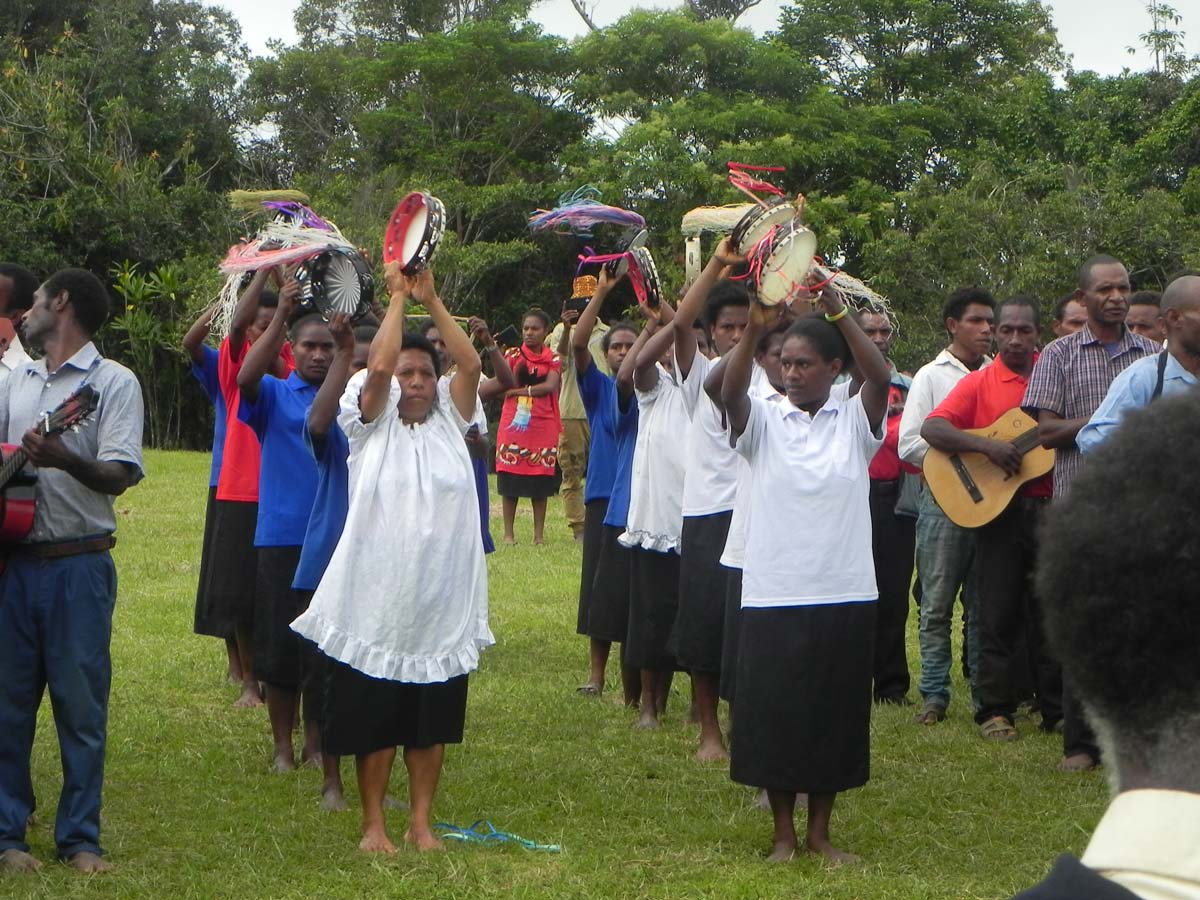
[921, 296, 1062, 741]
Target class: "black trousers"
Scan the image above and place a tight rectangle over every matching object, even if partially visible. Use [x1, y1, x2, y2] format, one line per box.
[1063, 675, 1100, 762]
[972, 499, 1063, 727]
[869, 480, 915, 701]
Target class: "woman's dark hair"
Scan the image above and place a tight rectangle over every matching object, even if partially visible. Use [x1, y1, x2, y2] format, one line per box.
[942, 287, 995, 325]
[353, 325, 378, 344]
[783, 315, 850, 365]
[419, 319, 439, 338]
[755, 318, 790, 355]
[0, 262, 38, 312]
[601, 320, 638, 353]
[259, 289, 279, 309]
[288, 312, 327, 343]
[522, 308, 552, 331]
[703, 280, 750, 330]
[42, 268, 110, 334]
[1036, 392, 1200, 762]
[401, 330, 442, 377]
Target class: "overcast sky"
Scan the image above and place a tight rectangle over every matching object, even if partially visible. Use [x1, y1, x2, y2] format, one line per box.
[213, 0, 1199, 77]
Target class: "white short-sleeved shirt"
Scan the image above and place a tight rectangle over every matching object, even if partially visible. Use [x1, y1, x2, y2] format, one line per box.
[720, 363, 780, 569]
[678, 351, 739, 517]
[291, 369, 494, 683]
[619, 365, 690, 553]
[438, 372, 487, 433]
[736, 390, 884, 607]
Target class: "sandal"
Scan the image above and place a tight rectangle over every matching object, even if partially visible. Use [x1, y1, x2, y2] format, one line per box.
[979, 715, 1019, 742]
[576, 683, 602, 697]
[912, 701, 946, 726]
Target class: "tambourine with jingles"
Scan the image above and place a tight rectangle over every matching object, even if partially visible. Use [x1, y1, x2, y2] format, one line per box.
[730, 196, 800, 256]
[627, 245, 662, 310]
[752, 222, 818, 307]
[384, 192, 446, 275]
[606, 228, 648, 279]
[296, 247, 376, 322]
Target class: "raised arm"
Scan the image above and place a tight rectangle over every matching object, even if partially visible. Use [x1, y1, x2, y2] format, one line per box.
[360, 262, 411, 424]
[673, 239, 740, 379]
[722, 301, 776, 437]
[634, 300, 676, 392]
[556, 309, 578, 357]
[470, 316, 514, 401]
[572, 269, 618, 375]
[229, 268, 272, 358]
[183, 303, 218, 363]
[616, 317, 657, 404]
[237, 278, 299, 403]
[819, 292, 889, 431]
[413, 269, 480, 422]
[308, 313, 354, 439]
[703, 354, 730, 412]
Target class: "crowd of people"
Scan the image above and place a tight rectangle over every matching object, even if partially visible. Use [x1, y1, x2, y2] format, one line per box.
[0, 247, 1198, 899]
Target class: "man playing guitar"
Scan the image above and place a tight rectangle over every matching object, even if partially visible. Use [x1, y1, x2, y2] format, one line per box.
[0, 268, 145, 874]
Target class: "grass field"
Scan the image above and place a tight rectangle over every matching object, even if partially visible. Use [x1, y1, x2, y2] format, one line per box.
[10, 450, 1108, 899]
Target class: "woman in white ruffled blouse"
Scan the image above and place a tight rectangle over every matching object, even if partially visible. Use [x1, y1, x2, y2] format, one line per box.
[291, 264, 493, 854]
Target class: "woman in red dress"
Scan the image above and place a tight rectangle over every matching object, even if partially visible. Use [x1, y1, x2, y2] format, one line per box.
[495, 308, 563, 545]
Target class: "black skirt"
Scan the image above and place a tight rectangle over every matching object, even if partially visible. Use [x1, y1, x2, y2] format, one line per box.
[205, 499, 259, 629]
[576, 498, 609, 636]
[730, 602, 876, 795]
[585, 525, 633, 644]
[295, 591, 326, 724]
[497, 470, 562, 499]
[253, 545, 305, 689]
[193, 486, 232, 639]
[718, 568, 743, 703]
[321, 656, 469, 756]
[669, 511, 734, 674]
[624, 547, 680, 671]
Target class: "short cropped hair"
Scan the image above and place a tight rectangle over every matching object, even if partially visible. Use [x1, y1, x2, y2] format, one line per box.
[942, 287, 995, 325]
[783, 315, 849, 365]
[1128, 290, 1161, 309]
[288, 312, 327, 343]
[997, 295, 1041, 326]
[522, 308, 552, 331]
[1036, 393, 1200, 767]
[42, 268, 110, 334]
[0, 263, 38, 312]
[601, 321, 638, 353]
[259, 289, 279, 309]
[1077, 254, 1123, 290]
[353, 325, 378, 344]
[703, 280, 750, 330]
[419, 319, 439, 339]
[1053, 293, 1078, 320]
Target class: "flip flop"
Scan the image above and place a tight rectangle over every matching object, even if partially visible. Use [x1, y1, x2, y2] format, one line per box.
[576, 683, 601, 697]
[979, 715, 1019, 742]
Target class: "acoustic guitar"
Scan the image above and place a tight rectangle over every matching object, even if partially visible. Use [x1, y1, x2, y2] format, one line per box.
[922, 407, 1054, 528]
[0, 384, 101, 545]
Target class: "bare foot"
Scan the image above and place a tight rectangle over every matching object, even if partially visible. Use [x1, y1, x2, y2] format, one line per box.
[404, 829, 445, 852]
[301, 750, 322, 769]
[573, 531, 584, 543]
[359, 830, 398, 854]
[695, 739, 729, 763]
[271, 752, 296, 773]
[65, 851, 113, 873]
[502, 536, 516, 546]
[533, 538, 545, 545]
[635, 709, 661, 730]
[0, 849, 42, 873]
[752, 789, 771, 810]
[320, 787, 349, 812]
[805, 837, 860, 865]
[1057, 752, 1100, 772]
[767, 841, 797, 862]
[233, 686, 263, 709]
[384, 795, 409, 811]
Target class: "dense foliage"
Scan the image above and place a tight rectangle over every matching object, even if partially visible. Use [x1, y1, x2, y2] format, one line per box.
[1, 0, 1196, 445]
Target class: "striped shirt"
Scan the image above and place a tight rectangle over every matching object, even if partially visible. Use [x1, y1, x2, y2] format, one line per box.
[1022, 324, 1158, 497]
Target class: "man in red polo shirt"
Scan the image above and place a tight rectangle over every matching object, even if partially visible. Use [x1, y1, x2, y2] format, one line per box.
[920, 297, 1062, 741]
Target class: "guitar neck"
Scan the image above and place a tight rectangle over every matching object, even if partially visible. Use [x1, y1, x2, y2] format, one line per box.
[0, 446, 30, 491]
[1011, 427, 1041, 456]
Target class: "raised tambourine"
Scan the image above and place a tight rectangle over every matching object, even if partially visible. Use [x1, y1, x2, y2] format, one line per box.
[627, 245, 662, 310]
[730, 197, 800, 256]
[383, 191, 446, 275]
[296, 247, 375, 322]
[606, 228, 648, 278]
[753, 222, 818, 307]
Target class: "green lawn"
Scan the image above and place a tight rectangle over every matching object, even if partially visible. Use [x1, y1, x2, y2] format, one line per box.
[12, 449, 1107, 898]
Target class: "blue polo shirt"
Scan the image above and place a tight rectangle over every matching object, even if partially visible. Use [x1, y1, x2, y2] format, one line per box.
[577, 362, 619, 504]
[237, 371, 320, 547]
[190, 345, 225, 488]
[292, 416, 349, 591]
[602, 383, 639, 529]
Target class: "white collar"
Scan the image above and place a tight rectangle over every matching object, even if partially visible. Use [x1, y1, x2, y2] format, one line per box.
[1082, 789, 1200, 886]
[933, 347, 991, 374]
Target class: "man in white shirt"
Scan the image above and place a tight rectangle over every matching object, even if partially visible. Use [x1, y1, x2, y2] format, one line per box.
[0, 263, 37, 375]
[898, 288, 995, 726]
[1013, 391, 1200, 900]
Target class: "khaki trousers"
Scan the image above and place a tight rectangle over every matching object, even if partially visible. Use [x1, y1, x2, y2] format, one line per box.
[558, 418, 589, 532]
